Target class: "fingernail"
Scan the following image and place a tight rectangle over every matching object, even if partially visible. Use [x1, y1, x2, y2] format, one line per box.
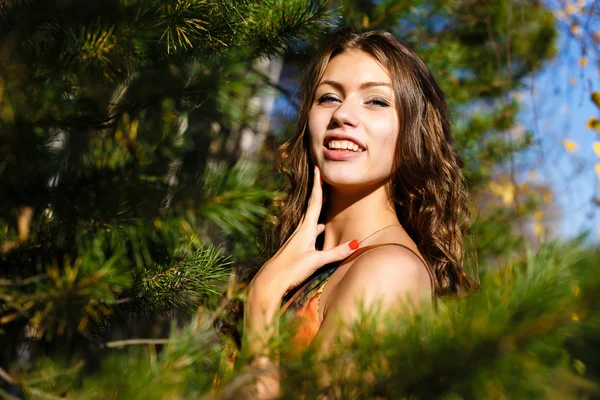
[348, 239, 359, 250]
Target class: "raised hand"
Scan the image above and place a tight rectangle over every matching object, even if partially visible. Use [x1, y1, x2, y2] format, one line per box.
[243, 166, 359, 399]
[248, 166, 359, 301]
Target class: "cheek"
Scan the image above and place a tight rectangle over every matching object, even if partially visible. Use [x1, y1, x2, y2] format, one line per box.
[372, 116, 399, 157]
[307, 112, 325, 149]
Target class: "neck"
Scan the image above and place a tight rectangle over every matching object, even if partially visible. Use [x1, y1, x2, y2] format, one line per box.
[322, 183, 400, 250]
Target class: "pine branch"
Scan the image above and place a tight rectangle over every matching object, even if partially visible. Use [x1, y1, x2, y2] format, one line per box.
[196, 160, 276, 237]
[131, 245, 232, 313]
[105, 338, 172, 348]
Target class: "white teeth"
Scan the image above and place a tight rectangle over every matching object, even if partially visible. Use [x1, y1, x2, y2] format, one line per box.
[326, 140, 364, 152]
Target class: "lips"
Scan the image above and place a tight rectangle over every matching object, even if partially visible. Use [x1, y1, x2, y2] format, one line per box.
[323, 145, 366, 161]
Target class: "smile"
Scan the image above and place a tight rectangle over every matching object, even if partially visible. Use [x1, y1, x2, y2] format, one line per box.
[326, 139, 365, 152]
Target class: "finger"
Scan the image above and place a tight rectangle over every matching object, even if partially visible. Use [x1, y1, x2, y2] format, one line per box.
[304, 166, 323, 226]
[316, 223, 326, 236]
[318, 239, 359, 265]
[274, 218, 305, 257]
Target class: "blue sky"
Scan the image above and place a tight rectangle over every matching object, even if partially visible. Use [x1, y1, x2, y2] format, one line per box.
[518, 2, 600, 241]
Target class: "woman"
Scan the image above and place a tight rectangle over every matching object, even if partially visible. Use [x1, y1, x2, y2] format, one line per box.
[242, 28, 473, 397]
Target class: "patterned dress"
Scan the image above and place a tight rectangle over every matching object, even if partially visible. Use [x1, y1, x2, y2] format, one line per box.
[279, 243, 434, 350]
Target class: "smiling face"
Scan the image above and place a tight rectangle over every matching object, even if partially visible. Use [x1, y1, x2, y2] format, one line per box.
[308, 49, 400, 190]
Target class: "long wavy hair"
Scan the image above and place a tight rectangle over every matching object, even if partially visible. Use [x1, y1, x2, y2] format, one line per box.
[272, 28, 473, 296]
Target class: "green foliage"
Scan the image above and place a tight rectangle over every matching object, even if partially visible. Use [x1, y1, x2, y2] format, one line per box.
[0, 0, 330, 378]
[0, 0, 585, 398]
[5, 241, 597, 399]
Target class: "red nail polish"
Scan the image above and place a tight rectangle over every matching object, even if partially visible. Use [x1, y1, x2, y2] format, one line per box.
[349, 239, 359, 250]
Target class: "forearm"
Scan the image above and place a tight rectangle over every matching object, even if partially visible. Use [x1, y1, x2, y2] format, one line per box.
[243, 285, 282, 354]
[242, 282, 284, 398]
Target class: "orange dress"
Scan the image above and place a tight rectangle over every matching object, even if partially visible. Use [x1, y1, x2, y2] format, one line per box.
[279, 243, 434, 350]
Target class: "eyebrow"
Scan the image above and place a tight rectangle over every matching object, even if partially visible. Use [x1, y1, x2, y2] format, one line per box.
[317, 80, 392, 92]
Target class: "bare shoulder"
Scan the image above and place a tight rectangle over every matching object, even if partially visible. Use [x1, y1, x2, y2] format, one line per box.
[314, 245, 433, 350]
[347, 245, 430, 284]
[325, 245, 432, 318]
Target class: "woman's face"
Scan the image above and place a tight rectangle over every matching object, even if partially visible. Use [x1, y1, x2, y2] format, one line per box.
[308, 49, 400, 190]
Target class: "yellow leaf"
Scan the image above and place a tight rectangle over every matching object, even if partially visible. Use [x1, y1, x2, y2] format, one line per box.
[594, 142, 600, 157]
[592, 92, 600, 107]
[571, 23, 581, 35]
[579, 57, 588, 66]
[533, 223, 544, 236]
[543, 191, 553, 204]
[571, 313, 580, 322]
[533, 211, 544, 221]
[587, 117, 597, 128]
[563, 139, 578, 152]
[361, 14, 370, 29]
[566, 4, 575, 14]
[595, 163, 600, 181]
[487, 181, 515, 206]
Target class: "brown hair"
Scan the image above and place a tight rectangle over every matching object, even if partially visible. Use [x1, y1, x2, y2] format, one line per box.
[272, 28, 473, 296]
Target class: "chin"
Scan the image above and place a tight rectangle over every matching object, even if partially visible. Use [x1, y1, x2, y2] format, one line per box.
[322, 169, 378, 190]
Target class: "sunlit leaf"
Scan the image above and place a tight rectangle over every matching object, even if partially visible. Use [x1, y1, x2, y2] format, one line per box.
[566, 4, 575, 14]
[585, 117, 600, 130]
[533, 223, 544, 236]
[362, 14, 370, 29]
[487, 181, 515, 206]
[563, 139, 578, 152]
[579, 57, 588, 67]
[533, 211, 544, 221]
[592, 92, 600, 107]
[571, 23, 581, 35]
[595, 163, 600, 181]
[593, 142, 600, 157]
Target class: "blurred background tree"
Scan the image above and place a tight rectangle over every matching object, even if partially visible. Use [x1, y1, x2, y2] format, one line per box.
[1, 0, 599, 398]
[270, 0, 559, 265]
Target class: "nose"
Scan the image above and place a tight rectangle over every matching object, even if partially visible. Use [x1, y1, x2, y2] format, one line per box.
[328, 97, 359, 129]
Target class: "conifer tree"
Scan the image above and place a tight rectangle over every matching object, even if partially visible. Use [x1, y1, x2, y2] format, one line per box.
[0, 0, 331, 394]
[3, 0, 599, 399]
